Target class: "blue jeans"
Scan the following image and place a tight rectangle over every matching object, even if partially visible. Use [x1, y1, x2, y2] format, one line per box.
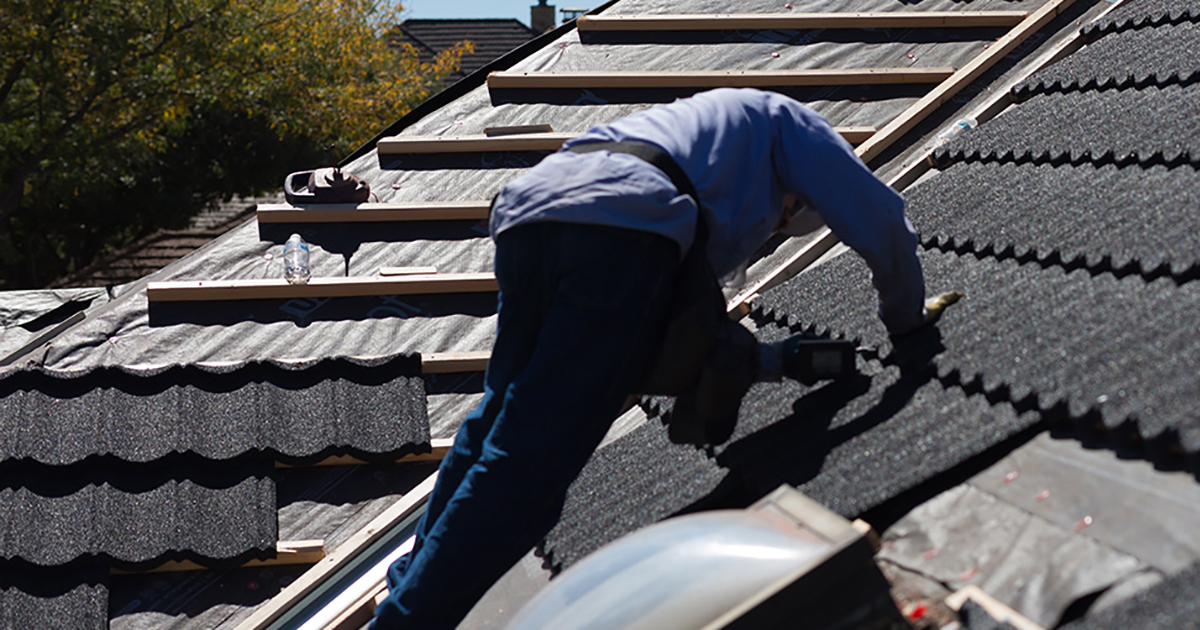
[374, 222, 680, 629]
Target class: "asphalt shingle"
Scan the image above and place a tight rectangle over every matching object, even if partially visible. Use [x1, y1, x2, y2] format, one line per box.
[904, 161, 1200, 280]
[753, 247, 1200, 466]
[0, 568, 108, 630]
[0, 463, 276, 568]
[1087, 0, 1200, 35]
[1017, 21, 1200, 96]
[540, 420, 730, 572]
[933, 85, 1200, 168]
[0, 355, 428, 466]
[716, 353, 1042, 519]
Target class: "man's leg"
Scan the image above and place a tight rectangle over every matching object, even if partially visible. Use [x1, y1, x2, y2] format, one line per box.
[374, 223, 679, 629]
[385, 224, 558, 583]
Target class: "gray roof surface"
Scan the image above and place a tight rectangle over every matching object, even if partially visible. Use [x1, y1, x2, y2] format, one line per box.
[0, 357, 427, 466]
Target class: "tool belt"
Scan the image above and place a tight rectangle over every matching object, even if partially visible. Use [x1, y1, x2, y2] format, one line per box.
[567, 141, 758, 446]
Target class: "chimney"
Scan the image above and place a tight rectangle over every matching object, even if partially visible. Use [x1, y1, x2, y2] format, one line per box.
[531, 0, 556, 33]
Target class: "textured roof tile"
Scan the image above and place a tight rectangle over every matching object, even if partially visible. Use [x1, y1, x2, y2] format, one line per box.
[1087, 0, 1200, 35]
[0, 355, 428, 466]
[753, 248, 1200, 467]
[0, 463, 276, 568]
[904, 161, 1200, 280]
[934, 85, 1200, 168]
[1017, 21, 1200, 96]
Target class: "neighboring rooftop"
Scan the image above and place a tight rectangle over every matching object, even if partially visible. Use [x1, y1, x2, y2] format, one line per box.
[50, 197, 267, 289]
[392, 18, 540, 79]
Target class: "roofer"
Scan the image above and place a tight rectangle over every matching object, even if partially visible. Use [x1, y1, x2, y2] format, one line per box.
[372, 87, 961, 629]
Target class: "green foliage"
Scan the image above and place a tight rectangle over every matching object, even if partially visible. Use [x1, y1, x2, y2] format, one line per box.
[0, 0, 467, 288]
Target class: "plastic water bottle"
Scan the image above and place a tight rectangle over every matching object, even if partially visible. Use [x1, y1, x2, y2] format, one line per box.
[932, 117, 977, 149]
[283, 233, 311, 285]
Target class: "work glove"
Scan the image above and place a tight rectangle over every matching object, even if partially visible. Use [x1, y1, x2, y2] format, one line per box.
[921, 290, 964, 328]
[888, 290, 964, 350]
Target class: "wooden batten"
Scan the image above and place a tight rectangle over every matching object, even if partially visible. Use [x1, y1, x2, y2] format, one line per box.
[576, 11, 1030, 31]
[235, 473, 439, 630]
[421, 350, 492, 374]
[487, 68, 956, 90]
[146, 273, 498, 303]
[111, 540, 326, 575]
[854, 0, 1078, 163]
[377, 132, 576, 155]
[728, 0, 1082, 314]
[256, 201, 491, 224]
[381, 127, 876, 156]
[946, 586, 1046, 630]
[274, 439, 455, 469]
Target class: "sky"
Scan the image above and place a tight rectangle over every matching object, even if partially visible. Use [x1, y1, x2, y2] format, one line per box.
[401, 0, 606, 26]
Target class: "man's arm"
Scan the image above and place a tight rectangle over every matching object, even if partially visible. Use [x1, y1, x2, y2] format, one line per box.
[771, 103, 927, 334]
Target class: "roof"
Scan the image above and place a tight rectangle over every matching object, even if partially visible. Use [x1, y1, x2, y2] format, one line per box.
[393, 18, 539, 79]
[4, 0, 1200, 627]
[50, 197, 266, 289]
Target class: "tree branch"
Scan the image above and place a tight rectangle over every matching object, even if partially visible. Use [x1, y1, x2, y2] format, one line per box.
[0, 57, 29, 110]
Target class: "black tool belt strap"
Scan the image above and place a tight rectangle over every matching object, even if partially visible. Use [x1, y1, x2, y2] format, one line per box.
[566, 140, 702, 214]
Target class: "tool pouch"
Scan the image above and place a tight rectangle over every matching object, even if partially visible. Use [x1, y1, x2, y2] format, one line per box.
[567, 141, 758, 446]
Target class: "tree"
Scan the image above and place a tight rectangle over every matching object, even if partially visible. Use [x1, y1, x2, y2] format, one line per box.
[0, 0, 468, 288]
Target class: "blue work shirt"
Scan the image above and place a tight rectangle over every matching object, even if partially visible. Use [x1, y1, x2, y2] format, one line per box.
[490, 88, 925, 334]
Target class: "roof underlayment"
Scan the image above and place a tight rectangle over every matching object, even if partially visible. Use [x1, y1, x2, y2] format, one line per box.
[4, 0, 1200, 626]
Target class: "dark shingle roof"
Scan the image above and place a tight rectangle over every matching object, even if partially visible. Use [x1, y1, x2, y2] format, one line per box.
[394, 19, 539, 78]
[0, 355, 427, 466]
[0, 464, 276, 568]
[52, 198, 263, 289]
[1016, 20, 1200, 95]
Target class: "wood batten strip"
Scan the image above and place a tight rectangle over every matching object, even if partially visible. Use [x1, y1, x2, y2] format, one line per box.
[256, 201, 491, 224]
[110, 540, 326, 575]
[377, 132, 576, 154]
[487, 68, 955, 90]
[146, 273, 498, 302]
[854, 0, 1077, 163]
[577, 11, 1030, 31]
[728, 0, 1082, 315]
[380, 127, 876, 156]
[274, 438, 455, 469]
[421, 350, 491, 374]
[235, 473, 439, 630]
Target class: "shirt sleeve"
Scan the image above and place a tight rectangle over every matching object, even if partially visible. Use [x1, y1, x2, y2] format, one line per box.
[771, 99, 927, 335]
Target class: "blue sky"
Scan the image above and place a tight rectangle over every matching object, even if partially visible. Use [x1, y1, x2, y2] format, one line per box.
[402, 0, 605, 25]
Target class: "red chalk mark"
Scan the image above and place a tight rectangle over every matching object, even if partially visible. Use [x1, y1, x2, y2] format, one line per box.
[1004, 471, 1019, 483]
[1035, 489, 1051, 502]
[1075, 515, 1094, 531]
[960, 567, 980, 581]
[907, 603, 929, 620]
[923, 548, 940, 560]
